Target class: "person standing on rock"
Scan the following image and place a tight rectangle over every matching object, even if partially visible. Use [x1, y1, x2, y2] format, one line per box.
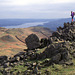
[71, 11, 75, 22]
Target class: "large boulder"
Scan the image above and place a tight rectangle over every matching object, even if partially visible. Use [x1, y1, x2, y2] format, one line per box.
[25, 34, 40, 50]
[0, 56, 7, 63]
[51, 53, 61, 64]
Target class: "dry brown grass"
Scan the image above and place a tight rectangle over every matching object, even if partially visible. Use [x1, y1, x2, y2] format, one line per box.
[0, 27, 52, 57]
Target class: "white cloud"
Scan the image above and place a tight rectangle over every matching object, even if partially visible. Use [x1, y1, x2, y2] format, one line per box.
[12, 0, 75, 5]
[0, 0, 75, 19]
[0, 0, 75, 6]
[51, 0, 75, 3]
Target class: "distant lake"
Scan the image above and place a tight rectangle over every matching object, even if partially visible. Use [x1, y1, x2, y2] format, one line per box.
[5, 21, 49, 28]
[0, 18, 71, 30]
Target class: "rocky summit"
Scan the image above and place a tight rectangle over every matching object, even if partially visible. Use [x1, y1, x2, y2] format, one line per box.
[38, 22, 75, 65]
[0, 22, 75, 75]
[52, 22, 75, 41]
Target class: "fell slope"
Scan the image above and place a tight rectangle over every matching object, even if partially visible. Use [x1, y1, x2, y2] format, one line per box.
[0, 22, 75, 75]
[0, 27, 52, 56]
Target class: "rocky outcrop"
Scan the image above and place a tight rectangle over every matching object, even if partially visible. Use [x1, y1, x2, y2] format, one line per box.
[52, 22, 75, 41]
[25, 34, 40, 50]
[39, 42, 72, 64]
[38, 22, 75, 65]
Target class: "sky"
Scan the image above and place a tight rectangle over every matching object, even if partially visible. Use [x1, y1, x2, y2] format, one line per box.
[0, 0, 75, 19]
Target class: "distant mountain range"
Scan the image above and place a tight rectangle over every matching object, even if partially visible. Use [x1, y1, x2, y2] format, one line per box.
[37, 18, 72, 31]
[0, 18, 73, 31]
[0, 19, 53, 27]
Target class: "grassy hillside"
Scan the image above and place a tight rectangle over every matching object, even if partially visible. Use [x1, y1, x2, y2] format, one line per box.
[0, 22, 75, 75]
[0, 27, 52, 57]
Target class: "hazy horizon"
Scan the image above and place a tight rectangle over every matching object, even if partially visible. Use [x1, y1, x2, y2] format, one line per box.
[0, 18, 73, 20]
[0, 0, 75, 19]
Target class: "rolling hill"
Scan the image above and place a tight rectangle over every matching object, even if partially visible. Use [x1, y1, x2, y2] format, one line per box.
[0, 26, 52, 57]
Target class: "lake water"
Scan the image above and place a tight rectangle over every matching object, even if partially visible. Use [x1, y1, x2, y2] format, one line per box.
[5, 21, 49, 28]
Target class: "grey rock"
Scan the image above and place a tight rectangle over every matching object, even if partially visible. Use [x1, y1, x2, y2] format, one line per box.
[25, 34, 40, 50]
[51, 53, 61, 64]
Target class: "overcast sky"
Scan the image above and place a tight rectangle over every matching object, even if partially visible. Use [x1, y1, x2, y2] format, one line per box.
[0, 0, 75, 19]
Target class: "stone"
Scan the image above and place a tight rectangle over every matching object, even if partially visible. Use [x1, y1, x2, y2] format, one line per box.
[40, 38, 49, 48]
[13, 62, 18, 66]
[9, 63, 14, 67]
[3, 62, 10, 68]
[5, 67, 12, 72]
[10, 71, 13, 75]
[45, 70, 51, 75]
[0, 56, 7, 63]
[32, 66, 38, 74]
[25, 62, 30, 66]
[52, 31, 61, 38]
[20, 55, 24, 60]
[64, 23, 69, 28]
[51, 53, 61, 64]
[44, 59, 50, 63]
[3, 69, 7, 75]
[37, 71, 41, 75]
[28, 65, 33, 70]
[65, 60, 73, 65]
[72, 53, 75, 58]
[33, 62, 37, 66]
[16, 56, 20, 62]
[10, 57, 16, 63]
[14, 52, 25, 57]
[60, 49, 69, 61]
[25, 34, 40, 50]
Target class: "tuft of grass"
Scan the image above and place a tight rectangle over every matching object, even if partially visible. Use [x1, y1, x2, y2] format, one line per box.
[36, 47, 47, 54]
[0, 72, 2, 75]
[10, 65, 28, 73]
